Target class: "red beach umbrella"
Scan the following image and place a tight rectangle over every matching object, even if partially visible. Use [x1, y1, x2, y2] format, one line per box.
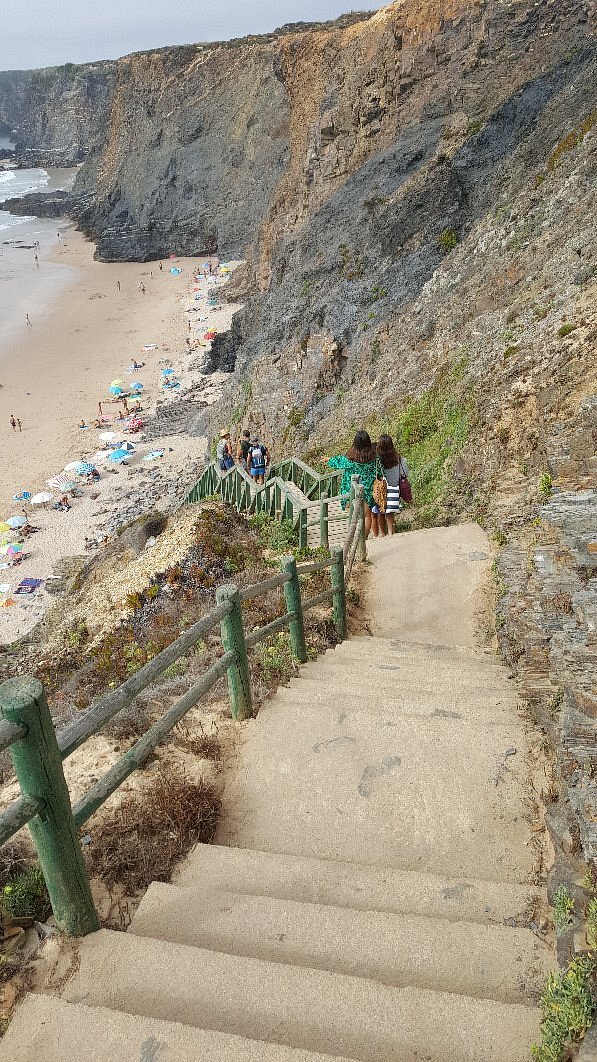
[204, 331, 218, 341]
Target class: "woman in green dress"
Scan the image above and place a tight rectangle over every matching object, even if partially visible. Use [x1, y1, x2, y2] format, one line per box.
[327, 430, 378, 539]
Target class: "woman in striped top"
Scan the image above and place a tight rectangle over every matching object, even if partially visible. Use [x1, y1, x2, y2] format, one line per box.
[377, 434, 409, 537]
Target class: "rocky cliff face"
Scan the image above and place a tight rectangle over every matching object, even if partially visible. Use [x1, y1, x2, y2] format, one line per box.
[0, 70, 32, 134]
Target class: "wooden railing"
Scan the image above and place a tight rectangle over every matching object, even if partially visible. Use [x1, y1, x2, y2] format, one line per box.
[185, 456, 346, 551]
[0, 480, 366, 938]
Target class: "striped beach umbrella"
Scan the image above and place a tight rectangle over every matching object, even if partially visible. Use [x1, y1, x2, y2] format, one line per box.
[75, 463, 96, 475]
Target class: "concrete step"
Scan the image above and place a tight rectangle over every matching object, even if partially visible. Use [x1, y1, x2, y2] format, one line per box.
[0, 994, 351, 1062]
[53, 929, 541, 1062]
[215, 696, 536, 882]
[276, 679, 521, 722]
[349, 636, 501, 661]
[176, 845, 544, 925]
[130, 883, 554, 1004]
[303, 653, 514, 690]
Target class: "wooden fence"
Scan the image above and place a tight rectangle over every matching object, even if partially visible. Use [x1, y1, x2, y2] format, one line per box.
[0, 477, 366, 937]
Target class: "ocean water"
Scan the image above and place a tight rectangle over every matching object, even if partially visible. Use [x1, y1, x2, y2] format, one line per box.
[0, 166, 51, 233]
[0, 162, 78, 356]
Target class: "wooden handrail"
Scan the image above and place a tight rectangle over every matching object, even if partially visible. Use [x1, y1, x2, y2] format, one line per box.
[0, 454, 368, 937]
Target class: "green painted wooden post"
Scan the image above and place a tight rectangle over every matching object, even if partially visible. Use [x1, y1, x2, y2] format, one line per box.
[0, 677, 99, 937]
[331, 548, 347, 641]
[281, 556, 307, 663]
[298, 507, 308, 550]
[320, 494, 329, 550]
[357, 484, 367, 562]
[216, 584, 253, 721]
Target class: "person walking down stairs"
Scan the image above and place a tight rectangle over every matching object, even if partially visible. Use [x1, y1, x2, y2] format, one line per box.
[327, 430, 378, 538]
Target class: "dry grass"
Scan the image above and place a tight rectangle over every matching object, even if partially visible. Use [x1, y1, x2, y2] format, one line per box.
[84, 769, 220, 893]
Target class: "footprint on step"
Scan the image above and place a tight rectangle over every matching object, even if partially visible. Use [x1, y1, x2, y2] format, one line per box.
[358, 755, 401, 798]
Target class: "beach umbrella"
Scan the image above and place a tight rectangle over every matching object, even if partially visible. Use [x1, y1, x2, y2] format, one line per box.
[204, 331, 218, 341]
[110, 379, 124, 389]
[99, 431, 119, 443]
[0, 522, 11, 533]
[47, 475, 76, 491]
[161, 368, 175, 376]
[6, 516, 27, 529]
[75, 462, 96, 476]
[109, 385, 124, 396]
[31, 492, 53, 506]
[128, 417, 144, 431]
[107, 449, 129, 463]
[130, 382, 144, 391]
[115, 441, 135, 452]
[6, 544, 23, 556]
[12, 491, 32, 503]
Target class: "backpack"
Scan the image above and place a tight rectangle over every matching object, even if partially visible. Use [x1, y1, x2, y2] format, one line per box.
[250, 444, 266, 472]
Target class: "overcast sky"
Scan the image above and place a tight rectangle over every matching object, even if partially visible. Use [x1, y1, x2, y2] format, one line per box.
[1, 2, 380, 71]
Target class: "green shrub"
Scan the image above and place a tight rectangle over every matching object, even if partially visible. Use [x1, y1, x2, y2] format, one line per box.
[249, 513, 298, 555]
[438, 228, 458, 252]
[532, 956, 595, 1061]
[254, 632, 294, 683]
[538, 472, 553, 501]
[558, 322, 576, 338]
[162, 656, 190, 680]
[553, 885, 575, 930]
[1, 866, 50, 921]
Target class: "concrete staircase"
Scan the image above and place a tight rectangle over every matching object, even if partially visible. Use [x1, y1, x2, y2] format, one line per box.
[1, 524, 554, 1061]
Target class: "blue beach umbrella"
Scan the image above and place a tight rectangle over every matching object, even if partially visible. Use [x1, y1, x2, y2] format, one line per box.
[109, 385, 124, 396]
[161, 368, 174, 376]
[108, 449, 129, 463]
[75, 462, 96, 475]
[6, 515, 27, 529]
[131, 382, 144, 391]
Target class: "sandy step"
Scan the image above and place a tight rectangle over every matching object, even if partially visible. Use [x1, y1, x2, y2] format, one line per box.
[299, 655, 514, 690]
[349, 636, 502, 660]
[275, 679, 521, 722]
[176, 845, 544, 925]
[215, 697, 536, 882]
[0, 994, 351, 1062]
[130, 883, 553, 1004]
[53, 929, 541, 1062]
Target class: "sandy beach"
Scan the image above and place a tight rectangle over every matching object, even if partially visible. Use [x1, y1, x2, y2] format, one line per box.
[0, 224, 242, 643]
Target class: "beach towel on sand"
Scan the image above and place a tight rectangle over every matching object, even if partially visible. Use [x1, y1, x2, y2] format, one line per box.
[15, 579, 44, 595]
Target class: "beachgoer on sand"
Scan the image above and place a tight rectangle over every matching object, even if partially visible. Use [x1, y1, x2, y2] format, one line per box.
[216, 430, 234, 473]
[117, 280, 121, 292]
[57, 232, 60, 241]
[34, 254, 39, 267]
[17, 419, 22, 433]
[25, 314, 32, 327]
[247, 437, 269, 486]
[159, 262, 163, 271]
[9, 415, 16, 432]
